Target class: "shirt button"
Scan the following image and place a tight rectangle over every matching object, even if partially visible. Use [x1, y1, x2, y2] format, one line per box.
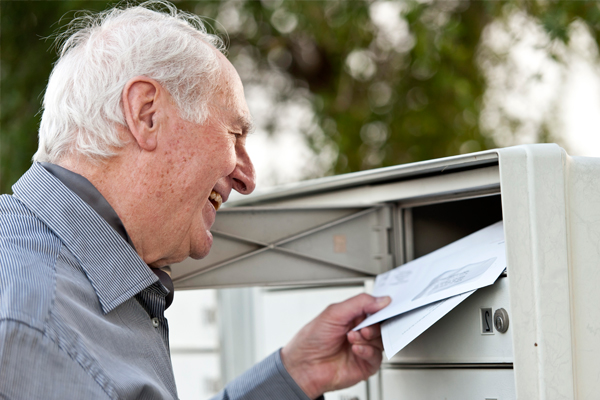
[151, 317, 160, 328]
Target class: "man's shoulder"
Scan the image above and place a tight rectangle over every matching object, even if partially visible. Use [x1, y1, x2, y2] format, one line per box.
[0, 193, 63, 329]
[1, 192, 36, 219]
[0, 193, 62, 258]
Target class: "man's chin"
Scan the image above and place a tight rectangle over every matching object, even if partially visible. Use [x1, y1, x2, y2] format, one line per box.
[189, 230, 213, 260]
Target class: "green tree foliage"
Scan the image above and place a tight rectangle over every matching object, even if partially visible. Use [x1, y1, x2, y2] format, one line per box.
[221, 1, 498, 174]
[1, 1, 114, 193]
[2, 0, 600, 193]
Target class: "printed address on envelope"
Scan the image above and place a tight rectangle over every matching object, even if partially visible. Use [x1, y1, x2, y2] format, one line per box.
[355, 221, 506, 330]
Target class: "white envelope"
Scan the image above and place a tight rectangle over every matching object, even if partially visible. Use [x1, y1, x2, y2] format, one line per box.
[381, 290, 475, 359]
[355, 221, 506, 331]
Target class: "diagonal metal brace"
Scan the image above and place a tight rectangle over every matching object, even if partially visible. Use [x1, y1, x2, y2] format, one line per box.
[173, 205, 386, 283]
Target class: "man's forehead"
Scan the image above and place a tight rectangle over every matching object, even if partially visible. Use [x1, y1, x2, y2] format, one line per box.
[211, 50, 253, 133]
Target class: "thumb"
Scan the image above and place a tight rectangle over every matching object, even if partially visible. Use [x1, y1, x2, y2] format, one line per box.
[323, 294, 391, 325]
[364, 295, 391, 314]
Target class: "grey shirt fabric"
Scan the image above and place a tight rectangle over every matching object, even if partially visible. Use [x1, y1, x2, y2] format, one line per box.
[0, 163, 314, 400]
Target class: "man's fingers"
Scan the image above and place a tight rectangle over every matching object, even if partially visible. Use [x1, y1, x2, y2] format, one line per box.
[359, 324, 381, 340]
[348, 327, 384, 350]
[348, 331, 384, 352]
[323, 294, 391, 327]
[354, 338, 384, 352]
[364, 295, 392, 314]
[352, 344, 383, 367]
[347, 324, 381, 342]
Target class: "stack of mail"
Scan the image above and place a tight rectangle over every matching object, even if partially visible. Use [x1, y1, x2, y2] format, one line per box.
[354, 221, 506, 359]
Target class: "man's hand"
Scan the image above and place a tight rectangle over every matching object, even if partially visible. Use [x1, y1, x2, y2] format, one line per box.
[280, 293, 391, 399]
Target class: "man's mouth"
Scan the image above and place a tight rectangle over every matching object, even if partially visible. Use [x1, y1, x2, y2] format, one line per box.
[209, 190, 223, 211]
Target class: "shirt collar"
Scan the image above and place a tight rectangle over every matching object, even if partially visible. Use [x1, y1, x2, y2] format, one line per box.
[39, 162, 134, 246]
[12, 162, 163, 314]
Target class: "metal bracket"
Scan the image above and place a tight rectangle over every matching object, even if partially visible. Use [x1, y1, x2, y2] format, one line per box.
[173, 204, 394, 286]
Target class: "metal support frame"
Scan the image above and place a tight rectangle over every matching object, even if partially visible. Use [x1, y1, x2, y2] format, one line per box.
[173, 205, 389, 285]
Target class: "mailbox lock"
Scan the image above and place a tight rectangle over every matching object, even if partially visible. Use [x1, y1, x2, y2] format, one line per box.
[494, 308, 509, 333]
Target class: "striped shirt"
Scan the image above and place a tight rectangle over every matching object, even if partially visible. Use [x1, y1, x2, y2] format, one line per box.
[0, 163, 312, 400]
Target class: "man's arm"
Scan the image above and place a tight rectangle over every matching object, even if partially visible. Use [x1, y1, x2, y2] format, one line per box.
[211, 294, 390, 400]
[210, 349, 314, 400]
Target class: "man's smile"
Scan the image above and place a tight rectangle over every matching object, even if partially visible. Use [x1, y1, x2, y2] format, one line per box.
[209, 189, 223, 210]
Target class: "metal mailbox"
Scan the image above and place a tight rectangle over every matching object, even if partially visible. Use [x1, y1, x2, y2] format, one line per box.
[172, 144, 600, 400]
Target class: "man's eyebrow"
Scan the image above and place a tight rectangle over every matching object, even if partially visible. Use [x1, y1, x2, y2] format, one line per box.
[236, 115, 255, 135]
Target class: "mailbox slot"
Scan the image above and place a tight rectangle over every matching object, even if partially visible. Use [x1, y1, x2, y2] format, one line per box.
[401, 195, 503, 262]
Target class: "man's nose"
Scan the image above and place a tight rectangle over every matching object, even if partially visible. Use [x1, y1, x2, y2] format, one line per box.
[231, 146, 256, 195]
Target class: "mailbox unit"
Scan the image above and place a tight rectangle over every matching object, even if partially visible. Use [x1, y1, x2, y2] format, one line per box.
[173, 144, 600, 400]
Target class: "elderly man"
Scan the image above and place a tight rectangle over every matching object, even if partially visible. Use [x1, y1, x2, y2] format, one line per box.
[0, 2, 389, 399]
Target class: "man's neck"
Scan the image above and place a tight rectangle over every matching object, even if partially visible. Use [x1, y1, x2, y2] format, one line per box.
[57, 151, 151, 262]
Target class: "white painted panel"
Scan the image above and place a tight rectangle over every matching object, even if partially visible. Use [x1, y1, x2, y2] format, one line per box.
[566, 156, 600, 399]
[166, 289, 219, 349]
[388, 277, 513, 365]
[171, 353, 220, 400]
[499, 144, 576, 399]
[381, 368, 516, 400]
[228, 151, 499, 207]
[255, 166, 500, 207]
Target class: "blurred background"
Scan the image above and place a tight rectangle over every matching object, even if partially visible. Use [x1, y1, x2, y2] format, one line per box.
[4, 0, 600, 193]
[3, 1, 600, 399]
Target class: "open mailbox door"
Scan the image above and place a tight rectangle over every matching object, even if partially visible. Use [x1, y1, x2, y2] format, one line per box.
[171, 144, 600, 400]
[173, 205, 394, 289]
[173, 146, 500, 289]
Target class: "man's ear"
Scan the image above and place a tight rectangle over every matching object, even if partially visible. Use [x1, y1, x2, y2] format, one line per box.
[122, 77, 162, 151]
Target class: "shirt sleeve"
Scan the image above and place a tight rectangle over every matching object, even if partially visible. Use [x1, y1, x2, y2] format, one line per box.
[210, 349, 324, 400]
[0, 319, 111, 400]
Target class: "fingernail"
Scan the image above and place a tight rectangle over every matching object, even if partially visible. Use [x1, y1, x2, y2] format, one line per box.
[376, 296, 391, 304]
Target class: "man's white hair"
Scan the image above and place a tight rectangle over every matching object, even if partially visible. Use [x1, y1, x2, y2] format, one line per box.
[34, 1, 225, 163]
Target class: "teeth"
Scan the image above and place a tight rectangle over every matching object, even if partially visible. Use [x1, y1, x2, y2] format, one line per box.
[209, 190, 223, 211]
